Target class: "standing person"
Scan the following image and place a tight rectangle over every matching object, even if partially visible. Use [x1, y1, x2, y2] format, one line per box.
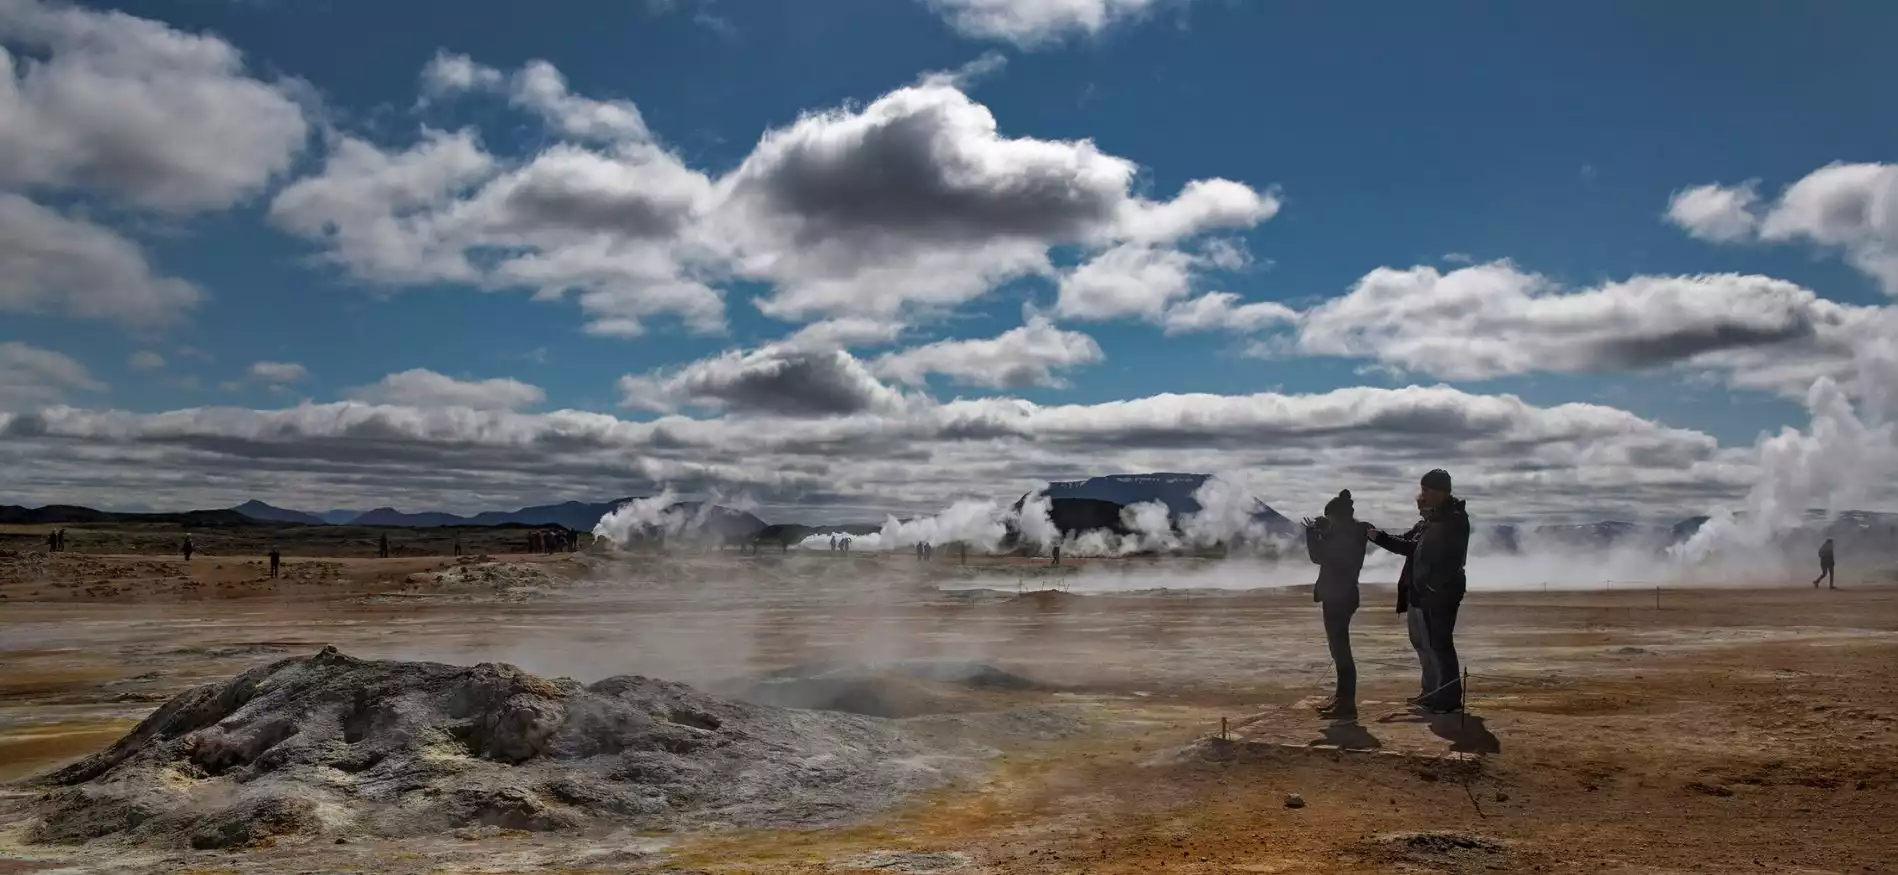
[182, 534, 194, 562]
[48, 531, 58, 553]
[268, 546, 281, 579]
[1814, 538, 1836, 589]
[1368, 469, 1471, 714]
[378, 532, 390, 559]
[1303, 490, 1372, 721]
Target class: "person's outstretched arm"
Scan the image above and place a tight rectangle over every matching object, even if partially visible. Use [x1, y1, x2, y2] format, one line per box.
[1369, 522, 1420, 556]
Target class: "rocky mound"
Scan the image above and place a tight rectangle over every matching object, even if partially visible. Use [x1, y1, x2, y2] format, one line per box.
[11, 647, 963, 848]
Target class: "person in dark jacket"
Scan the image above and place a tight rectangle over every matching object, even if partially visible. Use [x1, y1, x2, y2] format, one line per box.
[1303, 489, 1372, 721]
[1813, 538, 1835, 589]
[1369, 469, 1471, 714]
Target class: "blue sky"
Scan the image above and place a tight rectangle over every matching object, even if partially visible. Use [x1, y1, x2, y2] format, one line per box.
[2, 0, 1895, 522]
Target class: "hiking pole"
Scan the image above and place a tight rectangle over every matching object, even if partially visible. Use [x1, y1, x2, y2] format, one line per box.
[1461, 668, 1469, 732]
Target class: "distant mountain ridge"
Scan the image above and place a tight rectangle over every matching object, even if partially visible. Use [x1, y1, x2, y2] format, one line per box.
[221, 498, 642, 529]
[230, 500, 326, 526]
[0, 505, 256, 527]
[29, 486, 1890, 555]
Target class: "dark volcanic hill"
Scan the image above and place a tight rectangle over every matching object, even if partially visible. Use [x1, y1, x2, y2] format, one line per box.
[347, 507, 480, 528]
[1022, 472, 1294, 537]
[229, 500, 325, 526]
[466, 499, 636, 530]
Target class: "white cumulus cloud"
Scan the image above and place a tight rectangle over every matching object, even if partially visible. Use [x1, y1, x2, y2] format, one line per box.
[921, 0, 1187, 47]
[0, 340, 102, 408]
[873, 316, 1104, 388]
[0, 0, 309, 212]
[1666, 163, 1898, 294]
[273, 60, 1277, 338]
[345, 369, 545, 411]
[0, 193, 203, 325]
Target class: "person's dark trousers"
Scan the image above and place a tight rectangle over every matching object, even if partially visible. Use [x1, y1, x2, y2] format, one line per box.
[1410, 593, 1463, 709]
[1321, 597, 1357, 708]
[1406, 604, 1437, 701]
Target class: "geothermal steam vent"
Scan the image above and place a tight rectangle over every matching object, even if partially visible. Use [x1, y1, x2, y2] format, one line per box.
[18, 647, 958, 848]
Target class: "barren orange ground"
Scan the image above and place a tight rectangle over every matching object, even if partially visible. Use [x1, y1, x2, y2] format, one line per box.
[2, 544, 1895, 873]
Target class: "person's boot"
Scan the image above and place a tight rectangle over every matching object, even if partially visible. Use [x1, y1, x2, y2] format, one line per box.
[1318, 699, 1357, 721]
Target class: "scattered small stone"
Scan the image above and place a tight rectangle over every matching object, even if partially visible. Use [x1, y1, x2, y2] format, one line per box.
[1493, 791, 1510, 802]
[1284, 793, 1305, 809]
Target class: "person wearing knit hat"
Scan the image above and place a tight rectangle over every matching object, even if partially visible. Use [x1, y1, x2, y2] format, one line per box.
[1302, 489, 1373, 721]
[1367, 468, 1472, 714]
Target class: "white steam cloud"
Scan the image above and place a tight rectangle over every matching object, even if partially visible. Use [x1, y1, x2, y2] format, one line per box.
[592, 489, 684, 544]
[1673, 327, 1898, 570]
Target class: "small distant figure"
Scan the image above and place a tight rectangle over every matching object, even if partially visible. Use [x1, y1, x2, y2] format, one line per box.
[453, 536, 463, 557]
[527, 531, 540, 554]
[1814, 538, 1836, 590]
[268, 546, 281, 579]
[378, 532, 390, 559]
[829, 535, 838, 552]
[924, 542, 933, 561]
[48, 531, 58, 553]
[58, 529, 68, 552]
[960, 542, 968, 565]
[1051, 543, 1061, 566]
[182, 534, 194, 562]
